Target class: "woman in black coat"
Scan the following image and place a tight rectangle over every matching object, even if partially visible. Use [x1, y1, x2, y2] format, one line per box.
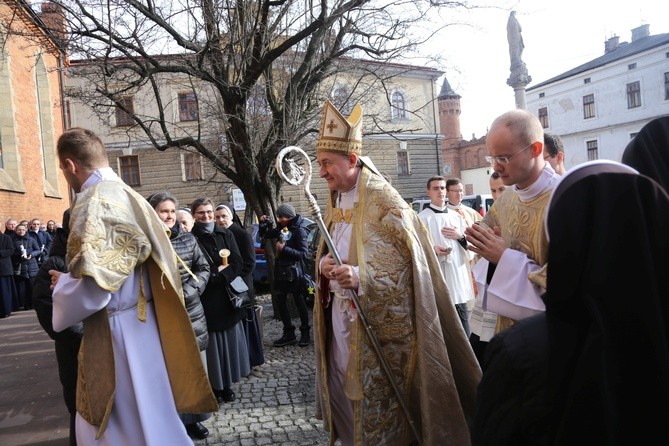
[12, 223, 41, 310]
[148, 192, 212, 439]
[214, 204, 264, 368]
[0, 231, 17, 317]
[33, 209, 82, 446]
[191, 197, 250, 405]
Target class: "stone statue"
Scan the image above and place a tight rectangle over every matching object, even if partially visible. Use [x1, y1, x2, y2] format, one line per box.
[507, 11, 524, 71]
[505, 11, 531, 108]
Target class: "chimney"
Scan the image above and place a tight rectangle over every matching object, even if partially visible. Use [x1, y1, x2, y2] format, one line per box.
[604, 35, 620, 53]
[631, 24, 650, 42]
[38, 2, 67, 49]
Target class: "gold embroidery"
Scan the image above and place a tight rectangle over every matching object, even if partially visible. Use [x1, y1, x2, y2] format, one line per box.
[332, 207, 353, 224]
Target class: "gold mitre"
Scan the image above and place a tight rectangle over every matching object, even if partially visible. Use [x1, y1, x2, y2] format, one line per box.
[317, 99, 362, 155]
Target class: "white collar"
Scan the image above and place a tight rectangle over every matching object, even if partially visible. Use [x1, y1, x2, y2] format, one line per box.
[81, 167, 118, 191]
[514, 165, 561, 202]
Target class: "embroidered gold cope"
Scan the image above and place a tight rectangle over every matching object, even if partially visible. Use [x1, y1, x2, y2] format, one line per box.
[314, 166, 481, 445]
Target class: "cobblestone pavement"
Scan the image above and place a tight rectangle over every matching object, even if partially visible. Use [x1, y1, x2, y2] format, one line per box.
[195, 293, 332, 446]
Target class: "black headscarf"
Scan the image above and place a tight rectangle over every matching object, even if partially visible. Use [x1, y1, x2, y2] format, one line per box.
[622, 115, 669, 193]
[544, 161, 669, 443]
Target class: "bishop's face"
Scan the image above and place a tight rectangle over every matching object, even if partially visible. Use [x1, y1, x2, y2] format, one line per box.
[317, 151, 359, 193]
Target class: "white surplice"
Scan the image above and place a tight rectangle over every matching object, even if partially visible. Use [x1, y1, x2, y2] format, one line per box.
[418, 205, 474, 306]
[52, 168, 192, 446]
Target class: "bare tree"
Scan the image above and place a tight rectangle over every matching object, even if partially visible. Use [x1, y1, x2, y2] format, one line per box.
[25, 0, 471, 219]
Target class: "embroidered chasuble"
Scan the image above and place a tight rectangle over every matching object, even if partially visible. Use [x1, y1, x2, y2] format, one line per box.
[313, 166, 481, 446]
[65, 176, 217, 437]
[480, 189, 551, 332]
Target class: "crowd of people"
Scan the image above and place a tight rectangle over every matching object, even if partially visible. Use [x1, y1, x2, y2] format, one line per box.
[3, 107, 667, 446]
[1, 216, 58, 317]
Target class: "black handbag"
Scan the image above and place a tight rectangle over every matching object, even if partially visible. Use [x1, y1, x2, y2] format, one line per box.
[301, 273, 316, 305]
[275, 264, 297, 282]
[227, 276, 252, 309]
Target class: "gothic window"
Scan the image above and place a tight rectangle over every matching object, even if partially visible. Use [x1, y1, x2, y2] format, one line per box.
[391, 90, 407, 119]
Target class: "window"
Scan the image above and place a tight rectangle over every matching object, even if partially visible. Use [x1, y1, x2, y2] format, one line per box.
[628, 63, 637, 70]
[391, 91, 407, 120]
[178, 92, 198, 121]
[538, 107, 548, 128]
[665, 72, 669, 100]
[397, 150, 410, 175]
[626, 81, 641, 108]
[584, 78, 591, 84]
[183, 152, 202, 181]
[331, 86, 351, 116]
[583, 94, 595, 119]
[630, 132, 638, 140]
[539, 92, 545, 98]
[119, 155, 140, 186]
[115, 97, 134, 127]
[586, 140, 598, 161]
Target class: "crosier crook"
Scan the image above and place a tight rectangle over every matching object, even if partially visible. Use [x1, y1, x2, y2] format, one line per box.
[275, 146, 422, 446]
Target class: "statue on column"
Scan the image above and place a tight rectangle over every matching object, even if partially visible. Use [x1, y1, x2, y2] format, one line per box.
[506, 11, 531, 96]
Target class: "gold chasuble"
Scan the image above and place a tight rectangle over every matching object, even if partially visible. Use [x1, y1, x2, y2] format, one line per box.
[314, 166, 481, 445]
[67, 177, 217, 437]
[481, 189, 551, 333]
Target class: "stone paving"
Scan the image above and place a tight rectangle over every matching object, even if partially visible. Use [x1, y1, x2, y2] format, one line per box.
[195, 294, 333, 446]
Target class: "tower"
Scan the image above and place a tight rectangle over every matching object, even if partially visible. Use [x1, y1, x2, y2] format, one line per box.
[438, 77, 462, 146]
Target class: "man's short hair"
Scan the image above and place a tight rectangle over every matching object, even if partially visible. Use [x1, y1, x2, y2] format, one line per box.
[446, 178, 463, 189]
[190, 197, 214, 213]
[490, 171, 501, 180]
[426, 175, 446, 189]
[57, 127, 108, 169]
[544, 133, 564, 157]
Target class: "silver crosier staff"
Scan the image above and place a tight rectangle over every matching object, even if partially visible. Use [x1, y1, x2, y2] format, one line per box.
[275, 146, 422, 445]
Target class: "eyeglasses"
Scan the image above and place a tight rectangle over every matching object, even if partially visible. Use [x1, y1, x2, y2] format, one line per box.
[543, 154, 554, 160]
[485, 142, 535, 165]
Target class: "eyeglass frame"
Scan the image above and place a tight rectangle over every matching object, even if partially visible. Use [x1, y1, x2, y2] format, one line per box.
[485, 142, 536, 165]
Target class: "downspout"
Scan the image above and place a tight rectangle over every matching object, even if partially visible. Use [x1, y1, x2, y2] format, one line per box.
[432, 77, 440, 175]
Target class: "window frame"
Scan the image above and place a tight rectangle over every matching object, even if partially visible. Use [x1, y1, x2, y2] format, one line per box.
[182, 152, 203, 181]
[538, 107, 548, 128]
[115, 96, 135, 127]
[583, 94, 595, 119]
[391, 90, 407, 120]
[119, 155, 141, 186]
[178, 92, 199, 122]
[397, 149, 410, 176]
[626, 81, 641, 109]
[664, 72, 669, 101]
[586, 140, 599, 161]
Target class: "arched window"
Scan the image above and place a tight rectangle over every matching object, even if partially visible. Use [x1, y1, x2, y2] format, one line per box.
[391, 90, 407, 120]
[331, 86, 351, 116]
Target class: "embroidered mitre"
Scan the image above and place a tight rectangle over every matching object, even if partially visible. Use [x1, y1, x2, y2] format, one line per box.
[317, 99, 362, 155]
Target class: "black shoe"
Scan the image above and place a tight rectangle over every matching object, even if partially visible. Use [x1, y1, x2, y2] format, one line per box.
[186, 422, 209, 439]
[298, 331, 310, 347]
[221, 386, 235, 402]
[273, 332, 297, 347]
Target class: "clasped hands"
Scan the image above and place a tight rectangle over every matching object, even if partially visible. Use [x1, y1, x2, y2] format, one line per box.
[464, 223, 506, 264]
[321, 253, 359, 290]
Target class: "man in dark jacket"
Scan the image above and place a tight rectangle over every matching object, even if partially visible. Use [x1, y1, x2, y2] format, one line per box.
[259, 203, 310, 347]
[33, 210, 82, 446]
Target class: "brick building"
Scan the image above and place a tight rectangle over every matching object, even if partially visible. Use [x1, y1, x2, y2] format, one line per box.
[0, 1, 69, 228]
